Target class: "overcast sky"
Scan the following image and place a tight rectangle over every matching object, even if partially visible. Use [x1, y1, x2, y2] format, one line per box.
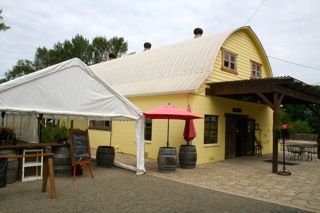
[1, 0, 320, 84]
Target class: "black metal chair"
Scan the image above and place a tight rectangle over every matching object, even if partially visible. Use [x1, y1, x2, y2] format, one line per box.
[290, 145, 303, 161]
[309, 146, 318, 161]
[254, 139, 262, 157]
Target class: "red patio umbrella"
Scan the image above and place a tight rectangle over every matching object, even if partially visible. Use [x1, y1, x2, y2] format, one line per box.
[183, 105, 197, 145]
[281, 123, 289, 129]
[144, 103, 201, 147]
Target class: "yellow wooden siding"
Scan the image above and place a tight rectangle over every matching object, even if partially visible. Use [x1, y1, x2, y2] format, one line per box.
[197, 29, 271, 95]
[88, 130, 111, 155]
[84, 93, 272, 165]
[190, 94, 273, 164]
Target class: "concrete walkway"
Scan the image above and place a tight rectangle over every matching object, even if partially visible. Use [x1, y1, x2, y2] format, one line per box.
[0, 166, 308, 213]
[116, 153, 320, 212]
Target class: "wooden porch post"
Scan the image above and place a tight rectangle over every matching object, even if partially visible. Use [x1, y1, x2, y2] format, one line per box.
[316, 105, 320, 159]
[272, 109, 279, 173]
[308, 104, 320, 159]
[257, 92, 284, 173]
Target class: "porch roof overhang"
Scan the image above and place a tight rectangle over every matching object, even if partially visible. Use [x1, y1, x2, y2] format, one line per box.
[205, 76, 320, 174]
[205, 76, 320, 106]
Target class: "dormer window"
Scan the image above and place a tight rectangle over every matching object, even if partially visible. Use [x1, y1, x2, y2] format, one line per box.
[251, 60, 262, 79]
[221, 48, 237, 74]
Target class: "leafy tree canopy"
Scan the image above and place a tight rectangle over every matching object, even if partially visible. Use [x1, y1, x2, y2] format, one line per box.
[0, 9, 10, 32]
[279, 104, 317, 134]
[3, 34, 128, 82]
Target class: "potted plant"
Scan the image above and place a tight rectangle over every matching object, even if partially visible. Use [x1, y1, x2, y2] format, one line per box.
[0, 127, 16, 145]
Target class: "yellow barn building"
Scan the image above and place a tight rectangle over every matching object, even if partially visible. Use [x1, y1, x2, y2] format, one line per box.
[86, 26, 274, 165]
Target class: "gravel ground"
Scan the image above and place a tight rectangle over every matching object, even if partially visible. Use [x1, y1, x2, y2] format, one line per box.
[0, 166, 311, 213]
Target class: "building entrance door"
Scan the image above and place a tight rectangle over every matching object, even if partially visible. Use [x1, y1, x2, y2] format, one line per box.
[225, 114, 255, 159]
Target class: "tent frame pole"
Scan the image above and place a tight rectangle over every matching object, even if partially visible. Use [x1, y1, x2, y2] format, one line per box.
[167, 118, 169, 147]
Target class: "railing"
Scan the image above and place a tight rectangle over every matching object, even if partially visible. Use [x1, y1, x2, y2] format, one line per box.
[289, 133, 318, 141]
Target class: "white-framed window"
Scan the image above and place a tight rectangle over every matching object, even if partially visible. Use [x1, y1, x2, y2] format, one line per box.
[222, 48, 237, 74]
[89, 120, 112, 131]
[251, 60, 262, 79]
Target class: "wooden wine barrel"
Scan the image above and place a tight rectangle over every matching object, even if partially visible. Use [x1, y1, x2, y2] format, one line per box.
[53, 146, 72, 177]
[96, 146, 115, 168]
[179, 145, 197, 169]
[157, 147, 177, 173]
[0, 149, 18, 183]
[0, 158, 8, 187]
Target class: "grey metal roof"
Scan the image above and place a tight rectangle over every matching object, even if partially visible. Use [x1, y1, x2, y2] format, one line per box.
[90, 26, 262, 97]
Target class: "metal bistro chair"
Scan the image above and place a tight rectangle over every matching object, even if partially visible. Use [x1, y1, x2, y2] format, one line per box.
[290, 145, 303, 161]
[308, 145, 318, 161]
[286, 145, 293, 160]
[254, 139, 262, 157]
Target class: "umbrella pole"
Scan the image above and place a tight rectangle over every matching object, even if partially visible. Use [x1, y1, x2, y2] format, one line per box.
[167, 118, 169, 147]
[109, 118, 112, 146]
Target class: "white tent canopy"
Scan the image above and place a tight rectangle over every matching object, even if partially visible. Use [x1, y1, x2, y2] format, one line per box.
[0, 58, 145, 174]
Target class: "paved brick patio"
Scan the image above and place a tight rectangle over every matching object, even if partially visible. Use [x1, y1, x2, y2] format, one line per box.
[115, 152, 320, 212]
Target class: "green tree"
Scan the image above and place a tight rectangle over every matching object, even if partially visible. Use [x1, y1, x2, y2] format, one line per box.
[69, 35, 92, 64]
[109, 36, 128, 57]
[279, 104, 316, 134]
[5, 60, 35, 81]
[0, 10, 10, 32]
[288, 120, 314, 136]
[91, 36, 110, 64]
[3, 34, 128, 82]
[34, 47, 50, 70]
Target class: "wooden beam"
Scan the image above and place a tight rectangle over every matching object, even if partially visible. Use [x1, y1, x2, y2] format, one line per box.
[257, 93, 274, 110]
[308, 104, 320, 159]
[258, 92, 284, 173]
[316, 104, 320, 159]
[276, 85, 320, 104]
[0, 153, 54, 159]
[272, 93, 282, 173]
[206, 84, 274, 96]
[272, 109, 278, 173]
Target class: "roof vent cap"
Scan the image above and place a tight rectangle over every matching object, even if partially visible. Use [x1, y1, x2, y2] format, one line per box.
[144, 42, 152, 51]
[193, 28, 203, 38]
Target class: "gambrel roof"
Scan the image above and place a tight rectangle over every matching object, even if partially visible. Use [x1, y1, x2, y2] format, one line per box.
[90, 26, 272, 97]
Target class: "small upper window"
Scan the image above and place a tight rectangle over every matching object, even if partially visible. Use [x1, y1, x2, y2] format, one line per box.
[251, 61, 262, 79]
[222, 48, 237, 74]
[89, 120, 112, 131]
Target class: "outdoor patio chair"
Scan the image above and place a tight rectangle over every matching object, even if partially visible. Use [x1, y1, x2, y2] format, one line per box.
[290, 145, 303, 161]
[310, 146, 318, 161]
[254, 139, 262, 157]
[303, 146, 314, 161]
[286, 145, 293, 160]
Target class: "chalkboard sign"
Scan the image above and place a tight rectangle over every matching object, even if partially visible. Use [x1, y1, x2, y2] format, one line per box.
[69, 130, 91, 164]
